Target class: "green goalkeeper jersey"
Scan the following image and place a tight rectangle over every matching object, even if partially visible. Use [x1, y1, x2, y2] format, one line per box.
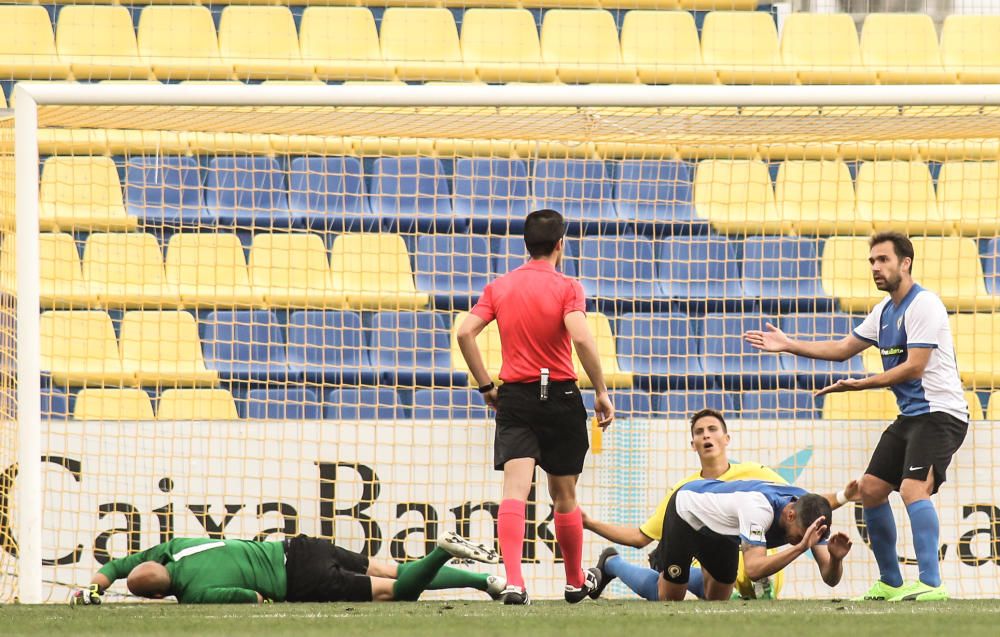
[98, 537, 287, 604]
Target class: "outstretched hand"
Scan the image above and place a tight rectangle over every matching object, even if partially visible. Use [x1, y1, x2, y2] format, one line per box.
[814, 378, 866, 398]
[827, 532, 852, 560]
[743, 323, 791, 353]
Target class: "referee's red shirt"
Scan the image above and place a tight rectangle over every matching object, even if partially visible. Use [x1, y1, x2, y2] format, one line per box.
[469, 259, 586, 383]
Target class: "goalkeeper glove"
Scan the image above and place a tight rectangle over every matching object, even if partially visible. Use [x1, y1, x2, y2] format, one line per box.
[69, 584, 103, 607]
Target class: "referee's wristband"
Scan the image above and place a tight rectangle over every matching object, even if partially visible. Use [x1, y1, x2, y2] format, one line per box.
[835, 489, 848, 505]
[477, 382, 496, 394]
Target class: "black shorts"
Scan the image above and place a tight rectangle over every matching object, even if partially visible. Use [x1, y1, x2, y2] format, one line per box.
[648, 493, 739, 586]
[866, 411, 969, 493]
[493, 381, 589, 476]
[283, 535, 372, 603]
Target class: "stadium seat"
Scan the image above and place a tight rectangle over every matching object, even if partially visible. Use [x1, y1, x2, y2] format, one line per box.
[55, 6, 152, 80]
[205, 157, 292, 229]
[619, 11, 715, 85]
[966, 390, 985, 421]
[855, 161, 954, 235]
[157, 388, 239, 421]
[42, 387, 71, 420]
[83, 232, 180, 308]
[909, 237, 997, 312]
[693, 159, 782, 235]
[0, 6, 71, 79]
[73, 388, 155, 421]
[119, 311, 218, 387]
[822, 389, 898, 420]
[862, 345, 882, 374]
[949, 313, 1000, 388]
[742, 236, 832, 313]
[987, 392, 1000, 420]
[775, 160, 869, 235]
[369, 157, 463, 233]
[739, 390, 820, 420]
[820, 236, 883, 313]
[532, 160, 617, 233]
[379, 8, 476, 82]
[777, 313, 865, 388]
[616, 312, 705, 390]
[2, 233, 93, 308]
[937, 161, 1000, 236]
[941, 15, 1000, 83]
[40, 156, 138, 231]
[982, 238, 1000, 296]
[218, 7, 314, 80]
[201, 310, 293, 382]
[490, 235, 578, 279]
[300, 8, 395, 82]
[860, 14, 956, 84]
[461, 9, 556, 83]
[414, 235, 492, 310]
[451, 311, 503, 384]
[41, 311, 130, 386]
[412, 388, 489, 420]
[781, 13, 877, 84]
[539, 10, 635, 84]
[576, 235, 661, 311]
[574, 312, 634, 389]
[582, 389, 652, 419]
[702, 313, 793, 390]
[653, 390, 736, 419]
[615, 160, 697, 233]
[454, 158, 531, 234]
[137, 6, 232, 81]
[165, 233, 261, 307]
[656, 234, 745, 310]
[288, 156, 371, 232]
[370, 311, 462, 386]
[325, 387, 404, 420]
[124, 156, 208, 226]
[700, 12, 797, 85]
[286, 310, 376, 385]
[249, 233, 345, 308]
[330, 233, 428, 310]
[245, 388, 322, 420]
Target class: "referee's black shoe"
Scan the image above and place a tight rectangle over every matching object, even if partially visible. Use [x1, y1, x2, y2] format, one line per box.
[501, 585, 530, 605]
[565, 568, 601, 604]
[589, 547, 618, 600]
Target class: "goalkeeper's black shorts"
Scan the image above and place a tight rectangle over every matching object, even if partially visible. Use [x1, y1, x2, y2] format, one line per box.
[493, 381, 589, 476]
[283, 535, 372, 602]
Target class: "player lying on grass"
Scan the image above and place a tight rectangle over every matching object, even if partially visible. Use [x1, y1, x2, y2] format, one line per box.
[70, 532, 503, 605]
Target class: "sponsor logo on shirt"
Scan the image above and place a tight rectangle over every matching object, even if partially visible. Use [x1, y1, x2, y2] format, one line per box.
[880, 346, 905, 356]
[749, 524, 765, 543]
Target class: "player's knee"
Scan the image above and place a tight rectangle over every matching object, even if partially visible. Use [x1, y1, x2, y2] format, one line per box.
[859, 474, 892, 503]
[900, 475, 934, 504]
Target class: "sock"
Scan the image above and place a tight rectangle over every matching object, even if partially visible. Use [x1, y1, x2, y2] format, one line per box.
[906, 499, 941, 587]
[864, 502, 903, 587]
[604, 555, 660, 602]
[391, 547, 452, 601]
[687, 567, 705, 599]
[424, 565, 489, 591]
[498, 499, 526, 589]
[553, 507, 585, 588]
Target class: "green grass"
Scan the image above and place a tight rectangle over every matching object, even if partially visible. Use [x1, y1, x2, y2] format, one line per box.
[3, 600, 1000, 637]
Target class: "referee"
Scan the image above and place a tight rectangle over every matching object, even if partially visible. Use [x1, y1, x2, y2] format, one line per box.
[458, 208, 614, 605]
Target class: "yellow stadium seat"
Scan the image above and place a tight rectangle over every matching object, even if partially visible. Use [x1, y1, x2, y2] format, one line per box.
[1, 233, 94, 308]
[910, 237, 997, 312]
[380, 9, 477, 82]
[55, 6, 152, 80]
[950, 313, 1000, 388]
[164, 233, 262, 307]
[693, 159, 782, 234]
[0, 6, 71, 79]
[820, 236, 883, 313]
[573, 312, 633, 389]
[137, 6, 233, 81]
[73, 388, 154, 421]
[249, 233, 346, 308]
[700, 12, 797, 85]
[83, 232, 180, 308]
[461, 9, 557, 83]
[679, 0, 758, 8]
[822, 390, 898, 421]
[966, 390, 984, 421]
[862, 346, 881, 374]
[937, 161, 1000, 236]
[157, 388, 239, 421]
[941, 15, 1000, 83]
[119, 310, 218, 386]
[775, 160, 871, 235]
[860, 14, 956, 84]
[620, 11, 716, 84]
[41, 310, 131, 386]
[218, 7, 314, 80]
[329, 233, 429, 310]
[300, 8, 395, 82]
[988, 392, 1000, 420]
[540, 10, 636, 84]
[855, 161, 954, 235]
[781, 13, 877, 85]
[451, 311, 503, 385]
[39, 156, 138, 231]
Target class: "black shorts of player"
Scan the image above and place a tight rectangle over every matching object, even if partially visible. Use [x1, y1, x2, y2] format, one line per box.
[283, 535, 373, 603]
[866, 411, 969, 494]
[493, 381, 589, 476]
[648, 493, 739, 586]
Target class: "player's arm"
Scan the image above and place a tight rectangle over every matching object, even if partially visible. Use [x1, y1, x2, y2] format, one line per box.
[811, 533, 852, 587]
[744, 323, 870, 362]
[456, 312, 497, 409]
[581, 510, 653, 548]
[71, 542, 171, 605]
[184, 588, 262, 604]
[741, 516, 829, 581]
[822, 479, 861, 511]
[564, 311, 613, 428]
[815, 348, 931, 397]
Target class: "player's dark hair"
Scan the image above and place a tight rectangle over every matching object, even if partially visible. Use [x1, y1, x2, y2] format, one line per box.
[523, 209, 566, 258]
[793, 494, 833, 541]
[689, 408, 728, 435]
[870, 231, 915, 275]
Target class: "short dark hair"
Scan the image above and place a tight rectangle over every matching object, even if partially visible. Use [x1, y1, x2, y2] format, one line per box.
[870, 231, 915, 275]
[523, 209, 566, 258]
[689, 408, 728, 436]
[793, 494, 833, 541]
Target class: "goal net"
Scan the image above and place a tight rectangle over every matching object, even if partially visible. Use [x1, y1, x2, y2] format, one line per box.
[1, 83, 999, 603]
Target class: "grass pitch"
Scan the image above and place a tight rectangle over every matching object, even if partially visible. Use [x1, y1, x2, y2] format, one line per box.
[3, 600, 1000, 637]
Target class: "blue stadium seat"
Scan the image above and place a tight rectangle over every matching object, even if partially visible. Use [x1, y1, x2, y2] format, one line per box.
[742, 236, 832, 313]
[411, 388, 489, 420]
[324, 387, 404, 420]
[454, 158, 530, 234]
[739, 390, 819, 419]
[200, 310, 294, 381]
[490, 236, 578, 278]
[702, 313, 793, 389]
[777, 313, 866, 388]
[205, 157, 291, 228]
[369, 157, 464, 233]
[653, 389, 737, 419]
[245, 388, 322, 420]
[576, 235, 663, 312]
[289, 156, 373, 232]
[657, 235, 746, 312]
[532, 160, 618, 234]
[583, 389, 653, 419]
[369, 311, 464, 386]
[616, 160, 698, 234]
[616, 313, 706, 390]
[982, 238, 1000, 295]
[125, 156, 208, 226]
[286, 310, 377, 385]
[43, 387, 70, 420]
[414, 235, 492, 310]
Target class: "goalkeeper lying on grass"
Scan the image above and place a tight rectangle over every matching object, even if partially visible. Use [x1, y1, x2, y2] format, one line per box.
[70, 532, 503, 605]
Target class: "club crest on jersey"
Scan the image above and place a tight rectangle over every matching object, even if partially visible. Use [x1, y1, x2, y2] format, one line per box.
[897, 317, 903, 330]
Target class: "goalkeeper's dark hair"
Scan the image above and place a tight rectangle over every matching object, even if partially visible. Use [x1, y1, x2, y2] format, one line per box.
[870, 231, 915, 276]
[523, 209, 566, 258]
[689, 408, 728, 435]
[793, 494, 833, 541]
